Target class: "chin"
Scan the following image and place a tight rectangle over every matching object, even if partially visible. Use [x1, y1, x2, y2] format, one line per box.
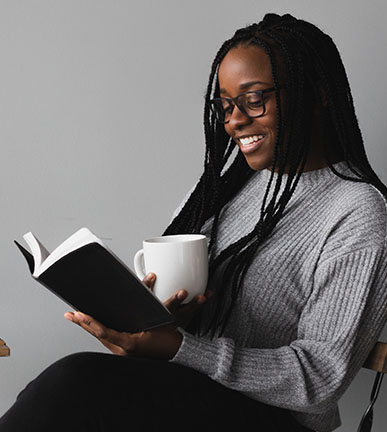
[244, 155, 274, 171]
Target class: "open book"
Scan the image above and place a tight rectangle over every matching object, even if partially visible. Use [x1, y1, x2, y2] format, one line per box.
[15, 228, 173, 333]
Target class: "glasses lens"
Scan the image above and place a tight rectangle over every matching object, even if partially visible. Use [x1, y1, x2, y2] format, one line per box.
[210, 91, 265, 123]
[210, 99, 232, 123]
[238, 92, 264, 118]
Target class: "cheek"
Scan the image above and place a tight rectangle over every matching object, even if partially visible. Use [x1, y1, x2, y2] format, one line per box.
[224, 124, 234, 138]
[262, 98, 278, 129]
[267, 117, 277, 132]
[259, 112, 277, 134]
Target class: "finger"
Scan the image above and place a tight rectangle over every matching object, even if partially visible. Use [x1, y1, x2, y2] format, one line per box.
[171, 292, 213, 328]
[65, 312, 127, 355]
[180, 295, 206, 314]
[183, 290, 212, 307]
[74, 311, 93, 326]
[195, 294, 207, 305]
[142, 273, 156, 291]
[164, 290, 188, 314]
[191, 290, 214, 306]
[65, 311, 98, 328]
[73, 311, 112, 339]
[164, 290, 210, 314]
[73, 312, 136, 353]
[64, 312, 75, 322]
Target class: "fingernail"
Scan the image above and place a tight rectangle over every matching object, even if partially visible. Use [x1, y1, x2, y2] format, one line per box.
[146, 273, 155, 281]
[74, 312, 83, 320]
[177, 291, 186, 300]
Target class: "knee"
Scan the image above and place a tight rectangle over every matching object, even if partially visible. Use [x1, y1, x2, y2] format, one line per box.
[30, 352, 109, 390]
[50, 351, 102, 371]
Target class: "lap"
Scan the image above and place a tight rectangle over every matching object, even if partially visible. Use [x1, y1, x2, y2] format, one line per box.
[0, 352, 309, 432]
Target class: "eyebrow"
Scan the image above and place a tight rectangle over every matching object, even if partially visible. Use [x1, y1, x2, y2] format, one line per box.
[219, 80, 272, 94]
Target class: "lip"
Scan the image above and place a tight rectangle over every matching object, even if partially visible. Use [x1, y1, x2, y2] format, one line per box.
[236, 135, 266, 154]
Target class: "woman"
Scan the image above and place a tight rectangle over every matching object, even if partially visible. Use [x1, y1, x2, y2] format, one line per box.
[1, 13, 386, 432]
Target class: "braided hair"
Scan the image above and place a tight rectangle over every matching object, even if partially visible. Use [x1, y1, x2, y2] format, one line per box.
[163, 13, 387, 338]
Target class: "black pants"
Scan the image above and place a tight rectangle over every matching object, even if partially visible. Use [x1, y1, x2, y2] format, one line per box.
[0, 352, 313, 432]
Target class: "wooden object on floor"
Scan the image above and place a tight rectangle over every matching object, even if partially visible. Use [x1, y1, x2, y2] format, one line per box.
[357, 341, 387, 432]
[0, 338, 10, 357]
[363, 341, 387, 373]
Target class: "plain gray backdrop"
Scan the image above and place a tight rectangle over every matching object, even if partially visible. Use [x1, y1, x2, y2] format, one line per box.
[1, 1, 386, 431]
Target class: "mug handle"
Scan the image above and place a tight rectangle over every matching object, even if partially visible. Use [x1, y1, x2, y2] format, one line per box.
[134, 249, 146, 280]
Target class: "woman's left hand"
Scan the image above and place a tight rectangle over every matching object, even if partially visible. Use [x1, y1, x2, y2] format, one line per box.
[64, 273, 210, 360]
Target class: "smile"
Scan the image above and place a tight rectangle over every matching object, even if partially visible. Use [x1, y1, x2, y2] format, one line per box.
[237, 135, 266, 154]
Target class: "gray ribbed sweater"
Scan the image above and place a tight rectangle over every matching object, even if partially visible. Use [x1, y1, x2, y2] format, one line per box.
[169, 162, 387, 432]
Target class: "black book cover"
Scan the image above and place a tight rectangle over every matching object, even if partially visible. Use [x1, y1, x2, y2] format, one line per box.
[15, 241, 173, 333]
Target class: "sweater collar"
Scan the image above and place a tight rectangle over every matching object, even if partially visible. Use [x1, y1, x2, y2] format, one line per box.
[259, 161, 354, 189]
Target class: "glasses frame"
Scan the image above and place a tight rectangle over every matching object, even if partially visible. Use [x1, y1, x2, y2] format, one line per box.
[209, 86, 279, 124]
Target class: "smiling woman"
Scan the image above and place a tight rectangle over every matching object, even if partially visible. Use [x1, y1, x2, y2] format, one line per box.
[217, 44, 279, 170]
[213, 42, 343, 172]
[1, 12, 387, 432]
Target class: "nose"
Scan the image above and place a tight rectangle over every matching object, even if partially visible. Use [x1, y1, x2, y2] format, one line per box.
[227, 104, 252, 130]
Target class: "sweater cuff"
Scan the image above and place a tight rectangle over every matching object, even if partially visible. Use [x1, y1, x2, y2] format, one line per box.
[169, 327, 217, 377]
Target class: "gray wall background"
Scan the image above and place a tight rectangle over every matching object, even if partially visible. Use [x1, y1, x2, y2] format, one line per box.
[1, 1, 386, 430]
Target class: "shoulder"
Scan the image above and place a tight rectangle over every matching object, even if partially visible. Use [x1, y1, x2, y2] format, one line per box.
[318, 178, 387, 260]
[328, 178, 387, 230]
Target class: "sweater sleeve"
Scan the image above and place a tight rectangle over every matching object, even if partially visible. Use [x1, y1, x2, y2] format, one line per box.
[170, 245, 387, 414]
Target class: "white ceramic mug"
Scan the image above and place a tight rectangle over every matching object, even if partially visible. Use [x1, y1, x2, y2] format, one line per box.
[134, 234, 208, 304]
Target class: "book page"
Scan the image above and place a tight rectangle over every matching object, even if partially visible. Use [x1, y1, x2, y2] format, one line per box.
[23, 232, 50, 273]
[31, 228, 105, 277]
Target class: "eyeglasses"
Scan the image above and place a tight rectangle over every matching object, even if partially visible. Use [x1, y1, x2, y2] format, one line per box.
[209, 87, 277, 124]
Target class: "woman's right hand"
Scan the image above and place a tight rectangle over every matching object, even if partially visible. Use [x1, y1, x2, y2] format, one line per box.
[143, 272, 213, 329]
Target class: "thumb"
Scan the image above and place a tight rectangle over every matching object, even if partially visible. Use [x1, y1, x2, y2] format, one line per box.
[143, 273, 156, 291]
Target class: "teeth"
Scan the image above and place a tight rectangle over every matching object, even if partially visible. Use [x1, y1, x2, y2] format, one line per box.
[239, 135, 264, 145]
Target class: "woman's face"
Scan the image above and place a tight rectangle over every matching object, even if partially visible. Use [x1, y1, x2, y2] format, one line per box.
[218, 44, 278, 171]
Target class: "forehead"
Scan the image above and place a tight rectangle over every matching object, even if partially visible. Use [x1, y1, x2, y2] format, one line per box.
[218, 44, 273, 93]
